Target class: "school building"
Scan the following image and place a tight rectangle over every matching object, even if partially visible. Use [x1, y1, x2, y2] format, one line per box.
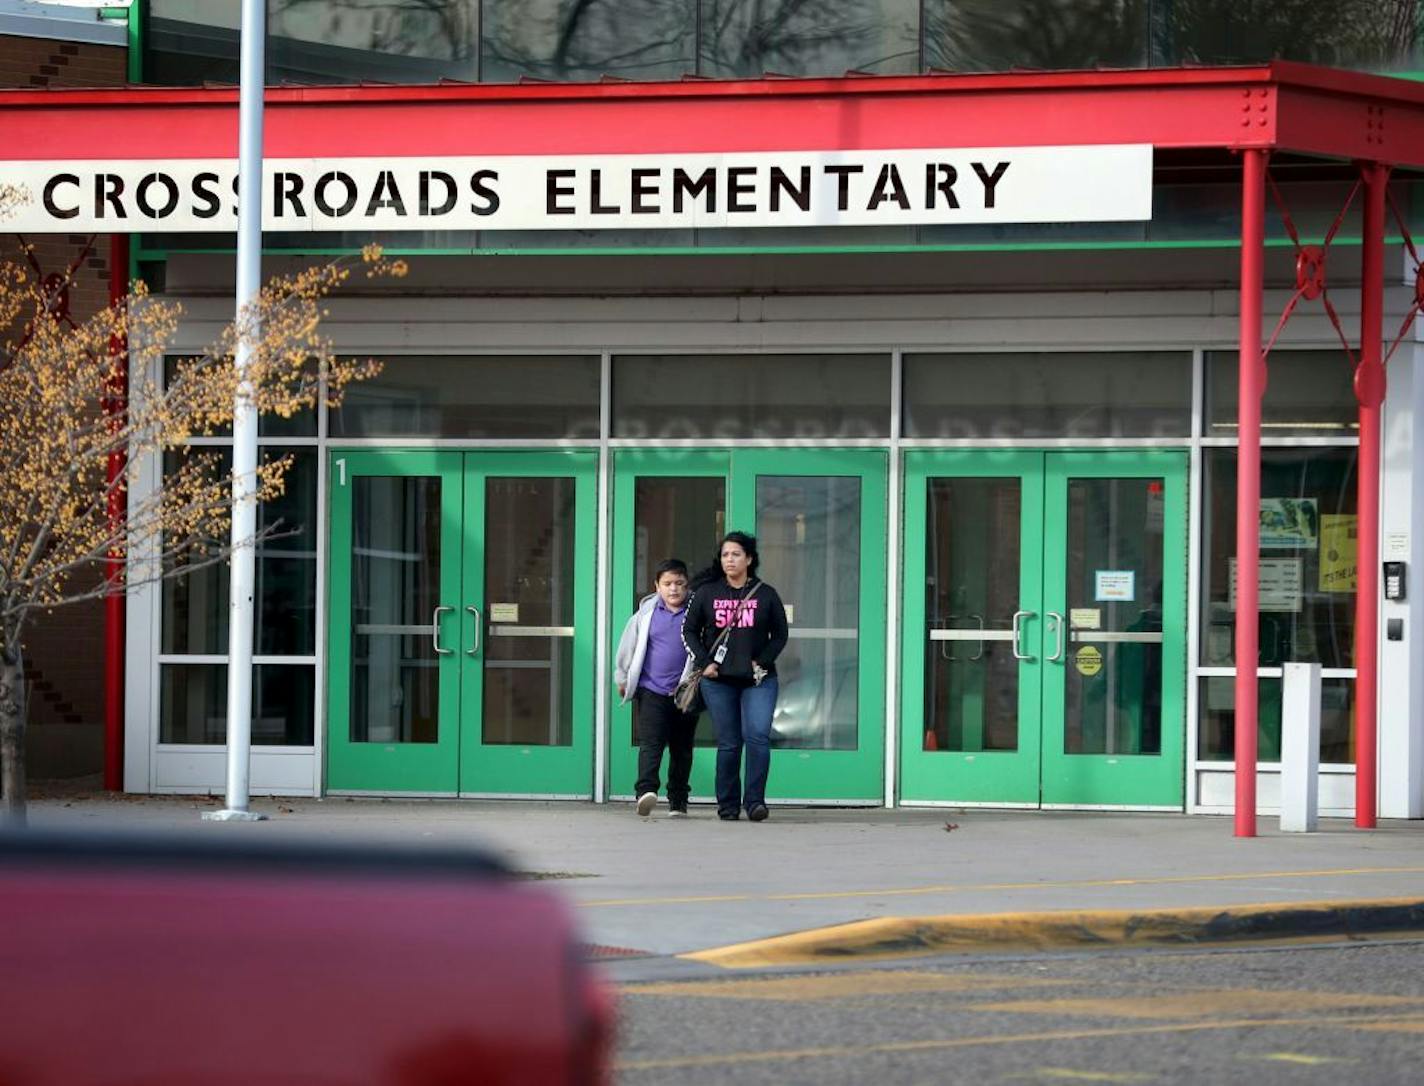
[4, 1, 1424, 818]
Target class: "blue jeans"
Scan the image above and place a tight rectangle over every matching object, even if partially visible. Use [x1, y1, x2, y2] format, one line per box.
[700, 676, 779, 816]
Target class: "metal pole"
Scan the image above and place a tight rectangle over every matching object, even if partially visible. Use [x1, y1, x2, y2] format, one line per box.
[1234, 148, 1267, 838]
[1355, 161, 1389, 830]
[206, 0, 267, 822]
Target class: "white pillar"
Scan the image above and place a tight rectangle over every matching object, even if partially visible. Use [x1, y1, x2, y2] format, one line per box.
[1279, 662, 1321, 832]
[206, 0, 267, 822]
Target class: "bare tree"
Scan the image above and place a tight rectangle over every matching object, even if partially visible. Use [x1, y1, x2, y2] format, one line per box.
[0, 192, 404, 824]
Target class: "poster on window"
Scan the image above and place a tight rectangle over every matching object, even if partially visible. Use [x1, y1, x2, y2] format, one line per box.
[1319, 514, 1358, 593]
[1229, 557, 1304, 612]
[1259, 498, 1318, 549]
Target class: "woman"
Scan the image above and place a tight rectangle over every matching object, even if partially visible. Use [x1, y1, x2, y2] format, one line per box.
[681, 531, 789, 822]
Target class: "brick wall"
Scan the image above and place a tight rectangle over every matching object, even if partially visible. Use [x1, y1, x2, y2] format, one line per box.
[2, 32, 126, 779]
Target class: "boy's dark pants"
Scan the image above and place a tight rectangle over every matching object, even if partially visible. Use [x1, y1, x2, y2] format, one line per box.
[634, 688, 699, 807]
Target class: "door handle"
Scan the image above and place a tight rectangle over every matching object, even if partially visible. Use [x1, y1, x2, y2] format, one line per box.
[466, 605, 482, 657]
[1011, 610, 1036, 661]
[1047, 611, 1066, 662]
[432, 606, 454, 655]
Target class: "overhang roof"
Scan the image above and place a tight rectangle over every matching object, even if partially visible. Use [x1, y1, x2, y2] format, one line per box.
[0, 62, 1420, 172]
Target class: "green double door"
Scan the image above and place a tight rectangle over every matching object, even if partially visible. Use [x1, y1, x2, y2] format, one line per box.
[901, 450, 1187, 809]
[326, 450, 597, 795]
[610, 450, 888, 803]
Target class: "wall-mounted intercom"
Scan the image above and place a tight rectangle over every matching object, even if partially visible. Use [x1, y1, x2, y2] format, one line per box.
[1384, 561, 1407, 602]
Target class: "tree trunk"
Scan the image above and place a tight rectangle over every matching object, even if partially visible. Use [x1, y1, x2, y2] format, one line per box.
[0, 656, 26, 829]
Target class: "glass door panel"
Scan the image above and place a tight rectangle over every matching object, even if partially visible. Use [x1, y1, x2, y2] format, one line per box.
[460, 452, 597, 796]
[327, 451, 464, 793]
[1041, 451, 1186, 808]
[609, 451, 729, 799]
[901, 452, 1044, 804]
[732, 450, 887, 802]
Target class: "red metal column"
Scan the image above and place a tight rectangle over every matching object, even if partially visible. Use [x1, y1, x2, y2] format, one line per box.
[1355, 161, 1389, 829]
[103, 234, 128, 792]
[1235, 148, 1268, 837]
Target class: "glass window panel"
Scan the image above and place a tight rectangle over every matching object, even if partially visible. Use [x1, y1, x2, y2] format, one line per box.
[757, 475, 861, 751]
[923, 0, 1150, 71]
[482, 477, 577, 747]
[482, 0, 694, 82]
[1200, 448, 1358, 669]
[1207, 349, 1357, 438]
[163, 355, 317, 438]
[1198, 676, 1354, 765]
[1062, 477, 1165, 756]
[1163, 3, 1422, 73]
[161, 448, 318, 656]
[629, 474, 726, 748]
[924, 477, 1022, 753]
[160, 663, 314, 745]
[331, 355, 600, 439]
[904, 352, 1192, 439]
[147, 2, 241, 85]
[350, 475, 443, 744]
[613, 354, 890, 439]
[269, 0, 478, 84]
[700, 0, 919, 78]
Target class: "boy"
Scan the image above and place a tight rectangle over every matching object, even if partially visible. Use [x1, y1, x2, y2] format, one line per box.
[614, 558, 699, 818]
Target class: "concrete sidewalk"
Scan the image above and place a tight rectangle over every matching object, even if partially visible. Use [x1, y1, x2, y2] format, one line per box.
[23, 793, 1424, 964]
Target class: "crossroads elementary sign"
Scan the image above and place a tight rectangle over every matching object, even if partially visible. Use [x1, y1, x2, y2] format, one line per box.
[3, 145, 1152, 233]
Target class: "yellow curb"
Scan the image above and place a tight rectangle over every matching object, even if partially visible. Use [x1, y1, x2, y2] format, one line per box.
[681, 896, 1424, 969]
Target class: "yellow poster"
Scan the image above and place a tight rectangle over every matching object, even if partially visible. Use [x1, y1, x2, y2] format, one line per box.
[1319, 514, 1357, 593]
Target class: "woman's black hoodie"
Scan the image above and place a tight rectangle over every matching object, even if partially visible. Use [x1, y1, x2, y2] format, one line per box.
[681, 577, 790, 684]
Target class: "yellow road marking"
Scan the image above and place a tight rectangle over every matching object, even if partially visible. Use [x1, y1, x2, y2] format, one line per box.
[1349, 1017, 1424, 1032]
[623, 970, 1070, 1002]
[577, 865, 1424, 908]
[616, 1013, 1424, 1072]
[1012, 1070, 1154, 1083]
[975, 990, 1422, 1020]
[1253, 1052, 1354, 1065]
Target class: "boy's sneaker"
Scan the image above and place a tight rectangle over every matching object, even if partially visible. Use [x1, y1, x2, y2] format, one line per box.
[636, 791, 658, 817]
[666, 805, 688, 819]
[747, 803, 769, 822]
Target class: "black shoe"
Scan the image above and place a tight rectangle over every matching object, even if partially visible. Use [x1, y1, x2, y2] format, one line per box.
[748, 804, 769, 822]
[718, 810, 740, 821]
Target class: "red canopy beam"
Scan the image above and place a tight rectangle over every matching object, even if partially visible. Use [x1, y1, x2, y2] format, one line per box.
[1235, 147, 1268, 838]
[1355, 161, 1390, 829]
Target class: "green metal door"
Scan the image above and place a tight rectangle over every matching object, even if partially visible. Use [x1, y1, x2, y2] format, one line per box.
[610, 449, 887, 803]
[327, 449, 597, 795]
[327, 450, 465, 794]
[900, 450, 1186, 808]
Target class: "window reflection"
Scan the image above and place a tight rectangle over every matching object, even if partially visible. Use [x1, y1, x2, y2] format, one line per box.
[924, 0, 1151, 71]
[700, 0, 919, 77]
[482, 0, 694, 82]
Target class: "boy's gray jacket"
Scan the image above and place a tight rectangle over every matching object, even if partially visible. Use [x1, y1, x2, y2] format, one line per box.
[613, 594, 694, 706]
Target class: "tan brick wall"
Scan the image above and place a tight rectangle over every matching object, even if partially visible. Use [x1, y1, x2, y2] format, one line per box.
[1, 33, 126, 778]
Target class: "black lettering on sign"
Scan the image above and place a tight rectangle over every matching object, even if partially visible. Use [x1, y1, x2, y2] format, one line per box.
[925, 164, 957, 210]
[547, 169, 575, 215]
[672, 168, 716, 214]
[630, 168, 659, 214]
[590, 170, 619, 215]
[95, 174, 125, 219]
[136, 173, 179, 218]
[769, 166, 810, 212]
[314, 171, 358, 217]
[365, 170, 407, 216]
[274, 172, 306, 219]
[192, 172, 222, 219]
[469, 170, 500, 216]
[727, 167, 756, 213]
[230, 174, 241, 216]
[867, 164, 909, 211]
[823, 164, 863, 212]
[420, 170, 457, 216]
[42, 173, 80, 220]
[972, 161, 1009, 208]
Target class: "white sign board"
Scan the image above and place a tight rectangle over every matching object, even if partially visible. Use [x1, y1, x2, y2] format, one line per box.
[1094, 570, 1136, 602]
[1229, 557, 1304, 613]
[0, 144, 1153, 233]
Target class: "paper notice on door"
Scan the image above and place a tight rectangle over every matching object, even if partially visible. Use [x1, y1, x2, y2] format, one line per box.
[1228, 557, 1303, 612]
[1069, 608, 1101, 630]
[783, 604, 795, 625]
[1094, 570, 1135, 602]
[490, 603, 519, 622]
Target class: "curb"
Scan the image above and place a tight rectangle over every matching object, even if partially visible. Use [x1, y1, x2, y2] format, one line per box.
[681, 896, 1424, 969]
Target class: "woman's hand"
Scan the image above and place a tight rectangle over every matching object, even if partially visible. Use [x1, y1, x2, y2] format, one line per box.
[702, 664, 720, 678]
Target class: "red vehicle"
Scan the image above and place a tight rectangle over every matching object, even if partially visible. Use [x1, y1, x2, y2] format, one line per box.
[0, 831, 613, 1085]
